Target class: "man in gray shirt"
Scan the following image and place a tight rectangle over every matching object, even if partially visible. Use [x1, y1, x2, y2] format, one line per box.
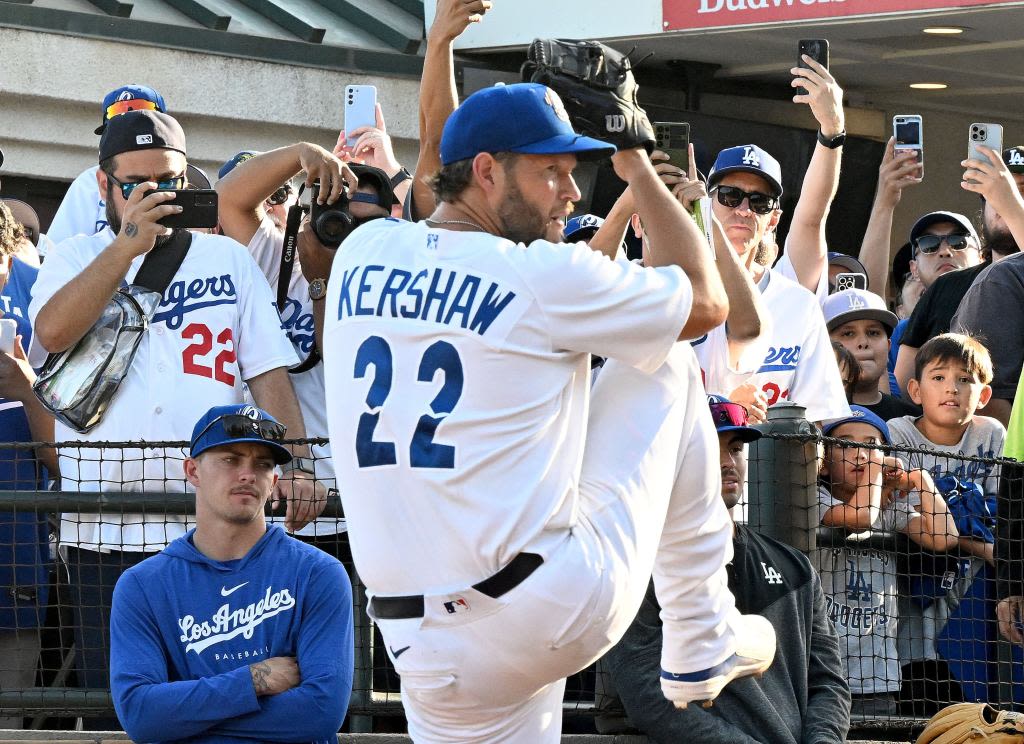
[599, 395, 850, 744]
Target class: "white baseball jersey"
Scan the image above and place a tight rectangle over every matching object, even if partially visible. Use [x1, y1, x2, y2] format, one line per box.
[322, 218, 691, 595]
[46, 166, 107, 244]
[693, 267, 849, 422]
[29, 228, 298, 552]
[246, 218, 337, 537]
[774, 248, 829, 305]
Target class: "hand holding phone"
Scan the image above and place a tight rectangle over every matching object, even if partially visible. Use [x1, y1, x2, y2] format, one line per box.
[0, 319, 16, 356]
[156, 189, 219, 229]
[968, 123, 1004, 173]
[654, 122, 690, 173]
[894, 115, 924, 176]
[344, 85, 378, 148]
[796, 39, 829, 96]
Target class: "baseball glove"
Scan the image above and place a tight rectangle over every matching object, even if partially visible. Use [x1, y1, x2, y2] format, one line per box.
[917, 703, 1024, 743]
[521, 38, 655, 152]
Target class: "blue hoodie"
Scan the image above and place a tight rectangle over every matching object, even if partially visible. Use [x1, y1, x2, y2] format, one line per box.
[110, 525, 353, 743]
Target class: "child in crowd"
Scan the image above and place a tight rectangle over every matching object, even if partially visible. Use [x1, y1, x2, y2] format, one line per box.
[816, 407, 957, 717]
[887, 334, 1006, 709]
[824, 288, 920, 420]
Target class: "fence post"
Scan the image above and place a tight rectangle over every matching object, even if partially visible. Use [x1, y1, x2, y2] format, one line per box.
[747, 402, 819, 553]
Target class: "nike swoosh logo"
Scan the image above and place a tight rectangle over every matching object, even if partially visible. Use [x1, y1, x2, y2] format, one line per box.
[221, 582, 249, 597]
[390, 645, 410, 659]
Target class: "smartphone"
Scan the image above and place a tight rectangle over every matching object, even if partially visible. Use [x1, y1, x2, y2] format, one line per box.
[968, 122, 1004, 168]
[834, 272, 868, 293]
[654, 122, 690, 173]
[344, 85, 378, 148]
[894, 115, 924, 173]
[797, 39, 829, 96]
[156, 189, 219, 229]
[0, 318, 17, 355]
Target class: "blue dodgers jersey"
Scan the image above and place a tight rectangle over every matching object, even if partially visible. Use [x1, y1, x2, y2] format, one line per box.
[0, 258, 50, 629]
[111, 526, 353, 743]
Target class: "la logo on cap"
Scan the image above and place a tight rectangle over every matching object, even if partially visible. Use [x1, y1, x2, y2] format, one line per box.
[543, 87, 571, 124]
[742, 146, 760, 167]
[240, 404, 260, 420]
[1009, 150, 1024, 166]
[847, 293, 868, 310]
[117, 90, 135, 102]
[136, 134, 153, 145]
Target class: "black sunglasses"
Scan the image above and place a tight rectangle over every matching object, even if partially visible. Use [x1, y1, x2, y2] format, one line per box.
[266, 184, 294, 206]
[913, 233, 975, 255]
[191, 414, 287, 450]
[711, 185, 778, 215]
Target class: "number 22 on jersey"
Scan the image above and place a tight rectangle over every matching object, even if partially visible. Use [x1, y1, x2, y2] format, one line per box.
[353, 335, 463, 470]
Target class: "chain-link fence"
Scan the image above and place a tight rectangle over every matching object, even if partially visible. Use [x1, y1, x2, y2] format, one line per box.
[0, 419, 1020, 737]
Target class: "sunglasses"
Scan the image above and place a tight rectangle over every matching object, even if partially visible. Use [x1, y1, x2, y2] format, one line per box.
[191, 414, 287, 450]
[711, 185, 778, 215]
[266, 184, 294, 206]
[913, 233, 975, 255]
[709, 400, 750, 428]
[107, 173, 186, 200]
[104, 99, 160, 121]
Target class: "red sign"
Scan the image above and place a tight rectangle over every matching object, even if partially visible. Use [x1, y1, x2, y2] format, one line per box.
[663, 0, 1019, 31]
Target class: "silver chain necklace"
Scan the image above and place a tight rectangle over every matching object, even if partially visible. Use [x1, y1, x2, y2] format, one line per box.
[425, 217, 488, 232]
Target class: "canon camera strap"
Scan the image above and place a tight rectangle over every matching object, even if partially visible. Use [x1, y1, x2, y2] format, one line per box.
[278, 203, 321, 375]
[132, 228, 193, 295]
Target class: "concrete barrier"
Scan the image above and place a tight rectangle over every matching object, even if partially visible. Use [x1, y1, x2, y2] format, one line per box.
[0, 734, 900, 743]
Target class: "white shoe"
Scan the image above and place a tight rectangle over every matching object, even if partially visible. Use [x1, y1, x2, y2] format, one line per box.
[660, 614, 776, 709]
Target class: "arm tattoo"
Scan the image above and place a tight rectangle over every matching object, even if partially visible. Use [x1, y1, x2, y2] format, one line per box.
[124, 222, 139, 238]
[250, 661, 272, 694]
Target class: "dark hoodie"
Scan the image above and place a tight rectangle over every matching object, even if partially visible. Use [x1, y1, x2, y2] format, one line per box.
[110, 525, 353, 743]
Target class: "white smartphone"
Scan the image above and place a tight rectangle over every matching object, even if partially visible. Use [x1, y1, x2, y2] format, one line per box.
[968, 122, 1004, 169]
[0, 318, 17, 355]
[834, 272, 868, 293]
[344, 85, 378, 148]
[894, 114, 924, 174]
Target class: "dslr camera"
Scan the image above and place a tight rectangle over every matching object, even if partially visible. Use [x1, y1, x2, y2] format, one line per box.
[307, 163, 396, 249]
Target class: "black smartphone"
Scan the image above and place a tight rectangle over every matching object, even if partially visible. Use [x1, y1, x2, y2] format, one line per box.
[833, 272, 868, 293]
[797, 39, 829, 96]
[156, 189, 219, 229]
[654, 122, 690, 174]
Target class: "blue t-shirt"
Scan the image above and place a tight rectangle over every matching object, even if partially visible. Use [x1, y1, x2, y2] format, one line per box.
[0, 258, 50, 630]
[888, 318, 908, 398]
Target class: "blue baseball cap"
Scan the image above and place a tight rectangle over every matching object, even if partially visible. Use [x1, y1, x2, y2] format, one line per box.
[708, 395, 762, 443]
[440, 83, 616, 166]
[95, 84, 167, 135]
[218, 151, 259, 180]
[822, 405, 891, 445]
[190, 404, 292, 464]
[708, 144, 783, 197]
[564, 214, 604, 241]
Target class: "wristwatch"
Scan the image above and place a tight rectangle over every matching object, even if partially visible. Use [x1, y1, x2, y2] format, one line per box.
[817, 129, 847, 149]
[281, 456, 315, 476]
[308, 277, 328, 301]
[390, 167, 412, 188]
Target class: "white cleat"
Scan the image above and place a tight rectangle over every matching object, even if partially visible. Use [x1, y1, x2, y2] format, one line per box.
[660, 614, 776, 709]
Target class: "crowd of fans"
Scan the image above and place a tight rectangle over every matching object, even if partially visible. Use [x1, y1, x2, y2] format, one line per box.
[1, 0, 1024, 738]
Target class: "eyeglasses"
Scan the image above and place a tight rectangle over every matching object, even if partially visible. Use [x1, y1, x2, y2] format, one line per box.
[913, 233, 976, 255]
[104, 99, 159, 121]
[711, 185, 778, 215]
[107, 173, 186, 200]
[266, 184, 294, 206]
[190, 414, 287, 450]
[709, 400, 750, 428]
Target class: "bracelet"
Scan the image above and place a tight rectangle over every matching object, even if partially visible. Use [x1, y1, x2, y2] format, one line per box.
[817, 129, 847, 149]
[390, 167, 412, 188]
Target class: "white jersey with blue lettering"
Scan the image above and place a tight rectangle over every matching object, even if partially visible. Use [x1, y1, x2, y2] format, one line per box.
[693, 266, 849, 422]
[28, 228, 297, 552]
[322, 218, 692, 596]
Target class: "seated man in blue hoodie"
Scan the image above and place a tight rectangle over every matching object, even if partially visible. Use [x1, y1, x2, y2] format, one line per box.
[109, 404, 353, 743]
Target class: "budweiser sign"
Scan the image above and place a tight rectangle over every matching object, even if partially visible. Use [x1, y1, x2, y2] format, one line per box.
[663, 0, 1018, 30]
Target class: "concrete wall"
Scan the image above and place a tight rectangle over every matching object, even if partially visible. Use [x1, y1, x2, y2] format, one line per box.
[0, 28, 422, 186]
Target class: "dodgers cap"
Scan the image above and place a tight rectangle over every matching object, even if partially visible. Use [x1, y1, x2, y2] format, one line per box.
[440, 83, 616, 165]
[1003, 146, 1024, 174]
[99, 110, 186, 164]
[827, 251, 869, 280]
[190, 404, 292, 464]
[564, 214, 605, 242]
[708, 144, 783, 197]
[218, 150, 259, 180]
[909, 211, 979, 252]
[823, 288, 899, 336]
[823, 405, 891, 445]
[95, 84, 167, 135]
[708, 394, 762, 443]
